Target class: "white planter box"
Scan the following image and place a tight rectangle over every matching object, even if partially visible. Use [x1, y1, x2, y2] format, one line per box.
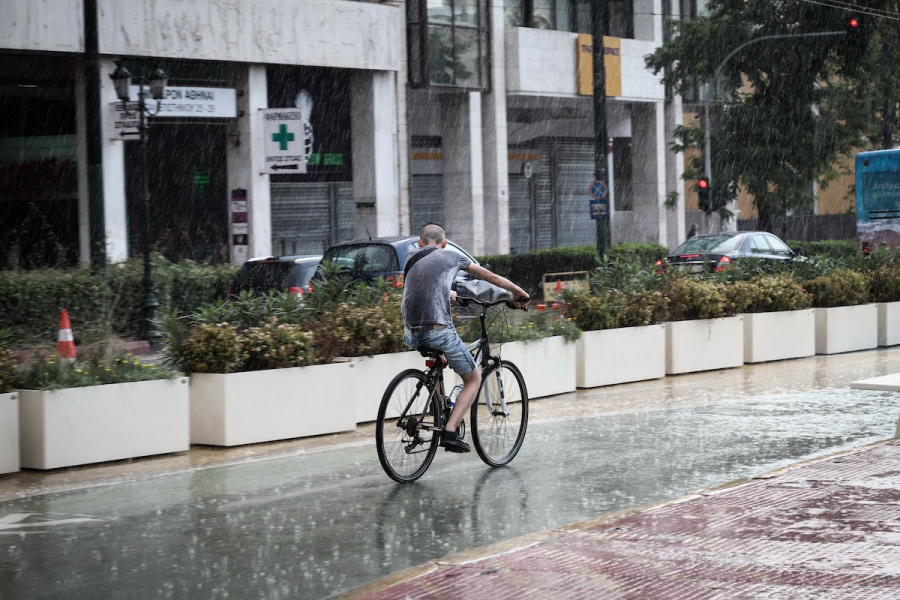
[576, 325, 666, 388]
[743, 309, 816, 364]
[0, 392, 19, 474]
[815, 304, 878, 355]
[190, 363, 356, 446]
[666, 316, 744, 375]
[347, 351, 425, 423]
[19, 378, 189, 470]
[495, 336, 576, 399]
[878, 301, 900, 347]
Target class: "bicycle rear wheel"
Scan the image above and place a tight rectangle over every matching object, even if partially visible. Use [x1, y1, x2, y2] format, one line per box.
[470, 360, 528, 467]
[376, 369, 441, 483]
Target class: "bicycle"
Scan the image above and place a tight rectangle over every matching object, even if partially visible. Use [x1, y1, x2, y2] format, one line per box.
[375, 296, 530, 483]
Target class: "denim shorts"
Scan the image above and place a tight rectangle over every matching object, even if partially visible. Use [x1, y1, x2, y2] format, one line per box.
[404, 325, 476, 375]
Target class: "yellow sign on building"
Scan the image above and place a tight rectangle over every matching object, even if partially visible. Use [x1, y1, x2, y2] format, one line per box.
[577, 35, 622, 97]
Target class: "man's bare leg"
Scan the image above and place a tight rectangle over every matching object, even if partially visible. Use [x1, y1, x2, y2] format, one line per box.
[446, 368, 481, 433]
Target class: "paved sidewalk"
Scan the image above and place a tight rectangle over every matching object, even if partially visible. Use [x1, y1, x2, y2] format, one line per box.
[336, 439, 900, 600]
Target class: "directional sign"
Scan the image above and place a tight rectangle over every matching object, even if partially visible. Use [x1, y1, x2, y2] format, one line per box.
[261, 108, 307, 174]
[589, 180, 608, 200]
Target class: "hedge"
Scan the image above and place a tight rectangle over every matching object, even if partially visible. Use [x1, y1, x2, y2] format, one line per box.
[477, 243, 667, 299]
[788, 239, 858, 259]
[0, 256, 238, 346]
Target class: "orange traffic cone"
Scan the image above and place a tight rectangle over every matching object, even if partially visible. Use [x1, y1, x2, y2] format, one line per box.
[57, 309, 76, 362]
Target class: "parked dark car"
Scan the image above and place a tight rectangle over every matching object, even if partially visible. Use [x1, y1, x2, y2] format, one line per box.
[660, 231, 796, 273]
[228, 255, 322, 298]
[315, 236, 507, 301]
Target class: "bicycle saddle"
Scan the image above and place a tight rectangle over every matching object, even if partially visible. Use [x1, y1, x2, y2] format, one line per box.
[417, 347, 442, 358]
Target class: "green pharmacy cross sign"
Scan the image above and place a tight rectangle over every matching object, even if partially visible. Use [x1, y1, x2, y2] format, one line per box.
[272, 124, 295, 150]
[261, 108, 307, 174]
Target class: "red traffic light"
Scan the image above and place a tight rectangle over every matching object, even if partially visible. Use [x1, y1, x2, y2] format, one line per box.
[848, 17, 859, 28]
[697, 177, 709, 189]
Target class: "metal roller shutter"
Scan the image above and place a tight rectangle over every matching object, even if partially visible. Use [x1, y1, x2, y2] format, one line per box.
[508, 175, 532, 253]
[336, 183, 356, 243]
[533, 141, 554, 249]
[410, 175, 444, 230]
[555, 140, 596, 247]
[270, 182, 331, 255]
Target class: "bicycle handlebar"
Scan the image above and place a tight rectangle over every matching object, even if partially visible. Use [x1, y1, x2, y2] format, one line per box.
[457, 295, 530, 311]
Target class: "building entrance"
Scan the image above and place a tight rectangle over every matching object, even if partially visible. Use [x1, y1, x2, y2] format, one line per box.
[124, 122, 228, 263]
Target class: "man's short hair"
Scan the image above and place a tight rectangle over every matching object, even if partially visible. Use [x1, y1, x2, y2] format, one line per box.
[419, 222, 446, 245]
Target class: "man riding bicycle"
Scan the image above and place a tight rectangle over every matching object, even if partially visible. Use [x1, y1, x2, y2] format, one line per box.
[401, 223, 529, 453]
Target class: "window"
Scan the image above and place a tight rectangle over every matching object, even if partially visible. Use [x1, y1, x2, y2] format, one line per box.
[749, 234, 770, 254]
[528, 0, 632, 37]
[765, 235, 793, 257]
[408, 0, 490, 90]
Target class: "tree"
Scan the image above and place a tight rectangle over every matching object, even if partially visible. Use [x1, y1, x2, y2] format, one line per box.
[646, 0, 893, 235]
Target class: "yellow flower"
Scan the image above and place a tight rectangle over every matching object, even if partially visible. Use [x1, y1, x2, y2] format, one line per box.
[75, 369, 83, 373]
[105, 368, 111, 372]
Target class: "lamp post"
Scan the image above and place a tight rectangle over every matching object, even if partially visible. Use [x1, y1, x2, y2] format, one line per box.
[109, 61, 167, 348]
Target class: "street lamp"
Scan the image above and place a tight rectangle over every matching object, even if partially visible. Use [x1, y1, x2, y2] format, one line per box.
[110, 60, 167, 348]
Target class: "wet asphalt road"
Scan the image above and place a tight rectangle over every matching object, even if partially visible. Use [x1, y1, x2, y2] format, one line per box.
[2, 349, 900, 599]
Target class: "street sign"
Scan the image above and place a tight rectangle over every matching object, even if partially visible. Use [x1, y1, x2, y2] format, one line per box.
[522, 161, 534, 179]
[589, 180, 608, 200]
[261, 108, 307, 175]
[590, 198, 609, 220]
[110, 86, 237, 138]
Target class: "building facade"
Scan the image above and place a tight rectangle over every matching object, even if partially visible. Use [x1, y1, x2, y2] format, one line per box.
[0, 0, 686, 269]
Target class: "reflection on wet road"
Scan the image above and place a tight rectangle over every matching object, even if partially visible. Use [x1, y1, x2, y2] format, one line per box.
[2, 350, 900, 599]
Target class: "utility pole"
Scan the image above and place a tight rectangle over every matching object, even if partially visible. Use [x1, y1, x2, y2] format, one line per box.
[591, 0, 611, 257]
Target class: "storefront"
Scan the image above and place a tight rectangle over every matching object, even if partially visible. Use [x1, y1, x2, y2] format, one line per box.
[0, 53, 79, 268]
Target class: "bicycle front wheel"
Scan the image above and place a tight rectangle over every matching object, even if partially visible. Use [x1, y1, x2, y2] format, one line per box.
[376, 369, 440, 483]
[470, 360, 529, 467]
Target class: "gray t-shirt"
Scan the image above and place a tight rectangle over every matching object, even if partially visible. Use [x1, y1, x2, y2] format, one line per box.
[401, 247, 472, 327]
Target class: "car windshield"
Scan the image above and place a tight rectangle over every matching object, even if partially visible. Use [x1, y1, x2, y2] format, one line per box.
[674, 235, 742, 254]
[235, 261, 317, 290]
[322, 244, 399, 273]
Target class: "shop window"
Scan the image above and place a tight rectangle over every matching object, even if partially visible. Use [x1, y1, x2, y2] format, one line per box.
[509, 0, 633, 37]
[408, 0, 490, 90]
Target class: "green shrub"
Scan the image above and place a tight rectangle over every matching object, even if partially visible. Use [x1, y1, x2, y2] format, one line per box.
[0, 267, 112, 346]
[16, 350, 176, 391]
[606, 242, 668, 265]
[788, 240, 858, 260]
[457, 307, 581, 343]
[180, 323, 244, 374]
[664, 274, 729, 321]
[477, 246, 598, 298]
[242, 319, 317, 371]
[0, 330, 16, 393]
[802, 268, 870, 308]
[726, 275, 812, 314]
[869, 265, 900, 303]
[0, 258, 239, 345]
[313, 299, 405, 361]
[565, 289, 667, 331]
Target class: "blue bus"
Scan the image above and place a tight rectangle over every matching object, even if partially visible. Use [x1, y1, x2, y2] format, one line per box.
[857, 149, 900, 249]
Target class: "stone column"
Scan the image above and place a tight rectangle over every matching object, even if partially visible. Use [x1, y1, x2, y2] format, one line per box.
[226, 64, 271, 264]
[98, 57, 128, 262]
[351, 71, 400, 239]
[665, 94, 686, 249]
[441, 92, 485, 255]
[481, 0, 510, 255]
[630, 101, 667, 247]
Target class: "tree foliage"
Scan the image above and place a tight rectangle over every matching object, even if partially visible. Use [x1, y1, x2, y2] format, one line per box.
[646, 0, 899, 234]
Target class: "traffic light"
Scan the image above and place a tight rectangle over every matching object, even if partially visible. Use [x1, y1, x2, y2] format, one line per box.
[697, 177, 711, 212]
[845, 15, 866, 64]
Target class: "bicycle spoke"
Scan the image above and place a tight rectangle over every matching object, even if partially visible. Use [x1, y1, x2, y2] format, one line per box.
[377, 370, 440, 482]
[471, 362, 528, 467]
